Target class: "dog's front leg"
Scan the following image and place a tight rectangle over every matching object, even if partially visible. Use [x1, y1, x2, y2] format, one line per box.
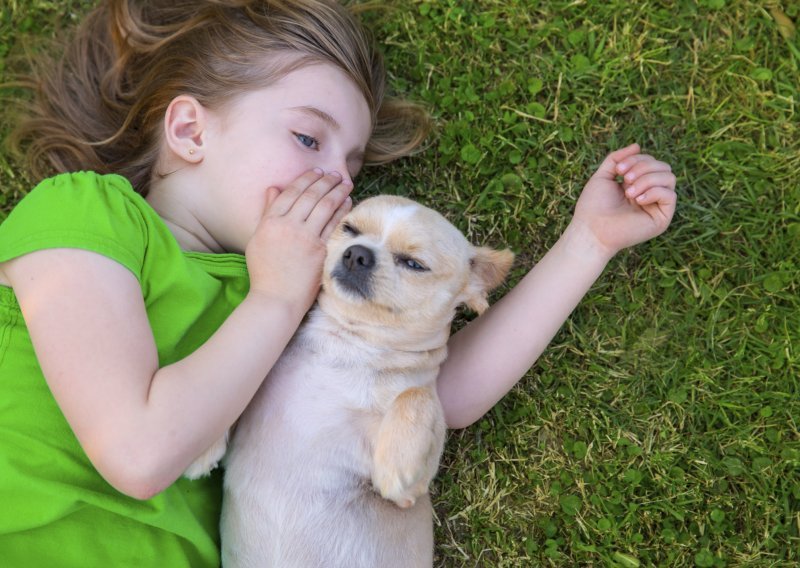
[183, 430, 229, 479]
[372, 385, 446, 508]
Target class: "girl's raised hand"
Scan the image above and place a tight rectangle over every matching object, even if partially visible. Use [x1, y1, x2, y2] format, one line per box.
[572, 143, 677, 257]
[245, 169, 353, 314]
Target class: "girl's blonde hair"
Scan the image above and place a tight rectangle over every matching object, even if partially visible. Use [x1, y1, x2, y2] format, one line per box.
[7, 0, 430, 194]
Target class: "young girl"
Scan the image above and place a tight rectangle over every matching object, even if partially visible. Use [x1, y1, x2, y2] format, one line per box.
[0, 0, 676, 566]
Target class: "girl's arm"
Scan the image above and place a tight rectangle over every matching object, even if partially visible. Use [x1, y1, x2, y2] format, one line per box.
[438, 144, 677, 428]
[2, 171, 352, 500]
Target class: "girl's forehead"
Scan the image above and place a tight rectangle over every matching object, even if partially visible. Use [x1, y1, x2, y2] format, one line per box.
[230, 64, 370, 124]
[276, 64, 365, 103]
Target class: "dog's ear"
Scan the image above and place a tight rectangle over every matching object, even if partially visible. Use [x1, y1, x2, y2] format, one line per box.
[461, 247, 515, 314]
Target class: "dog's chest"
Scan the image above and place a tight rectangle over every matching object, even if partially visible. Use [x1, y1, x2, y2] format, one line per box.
[268, 317, 436, 411]
[236, 320, 435, 469]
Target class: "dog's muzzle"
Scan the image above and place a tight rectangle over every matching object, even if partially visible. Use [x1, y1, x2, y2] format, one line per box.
[331, 244, 375, 299]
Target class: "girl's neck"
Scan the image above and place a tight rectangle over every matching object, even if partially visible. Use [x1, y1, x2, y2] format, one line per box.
[146, 181, 222, 254]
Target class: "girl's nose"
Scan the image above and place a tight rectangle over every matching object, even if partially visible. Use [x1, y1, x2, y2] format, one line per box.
[328, 171, 353, 187]
[323, 160, 354, 186]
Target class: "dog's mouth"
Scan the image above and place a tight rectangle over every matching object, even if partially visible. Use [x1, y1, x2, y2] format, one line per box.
[330, 267, 372, 299]
[329, 244, 374, 300]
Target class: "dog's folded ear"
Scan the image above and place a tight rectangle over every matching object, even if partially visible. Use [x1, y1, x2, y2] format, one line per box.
[461, 247, 515, 314]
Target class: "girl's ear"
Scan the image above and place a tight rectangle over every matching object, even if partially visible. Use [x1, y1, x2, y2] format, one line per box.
[163, 95, 207, 163]
[462, 247, 515, 314]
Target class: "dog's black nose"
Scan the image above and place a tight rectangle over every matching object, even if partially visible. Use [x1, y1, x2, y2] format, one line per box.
[342, 245, 375, 272]
[332, 245, 375, 299]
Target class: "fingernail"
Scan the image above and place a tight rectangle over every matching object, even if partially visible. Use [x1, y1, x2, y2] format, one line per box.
[624, 172, 636, 182]
[313, 167, 323, 174]
[626, 186, 636, 197]
[329, 171, 342, 178]
[636, 193, 646, 202]
[617, 162, 629, 173]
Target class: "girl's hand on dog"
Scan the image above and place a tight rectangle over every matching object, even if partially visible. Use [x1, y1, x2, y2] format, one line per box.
[572, 143, 677, 258]
[245, 169, 353, 314]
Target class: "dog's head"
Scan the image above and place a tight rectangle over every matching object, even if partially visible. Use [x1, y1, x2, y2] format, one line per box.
[318, 196, 514, 349]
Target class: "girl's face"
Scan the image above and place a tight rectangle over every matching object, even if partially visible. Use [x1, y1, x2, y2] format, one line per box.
[191, 63, 373, 253]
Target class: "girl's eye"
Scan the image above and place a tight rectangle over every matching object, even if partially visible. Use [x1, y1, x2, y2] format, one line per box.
[395, 255, 428, 272]
[294, 133, 319, 150]
[342, 223, 360, 236]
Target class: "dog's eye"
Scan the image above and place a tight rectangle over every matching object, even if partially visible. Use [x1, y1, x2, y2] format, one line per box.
[395, 255, 428, 272]
[342, 223, 360, 236]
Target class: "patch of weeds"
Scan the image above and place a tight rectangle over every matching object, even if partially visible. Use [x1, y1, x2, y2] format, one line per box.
[2, 0, 799, 566]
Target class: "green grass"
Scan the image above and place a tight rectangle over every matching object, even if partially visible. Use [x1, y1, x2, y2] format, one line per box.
[2, 1, 798, 566]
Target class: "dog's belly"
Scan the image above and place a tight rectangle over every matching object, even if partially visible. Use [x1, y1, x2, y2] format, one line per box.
[221, 336, 434, 568]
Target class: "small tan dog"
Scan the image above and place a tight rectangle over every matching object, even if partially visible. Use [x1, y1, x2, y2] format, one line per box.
[189, 195, 513, 567]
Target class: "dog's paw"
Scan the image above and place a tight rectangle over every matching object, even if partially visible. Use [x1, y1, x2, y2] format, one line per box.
[371, 387, 446, 509]
[183, 432, 228, 479]
[372, 454, 433, 509]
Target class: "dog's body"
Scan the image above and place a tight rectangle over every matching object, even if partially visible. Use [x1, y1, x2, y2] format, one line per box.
[188, 196, 513, 567]
[221, 306, 445, 567]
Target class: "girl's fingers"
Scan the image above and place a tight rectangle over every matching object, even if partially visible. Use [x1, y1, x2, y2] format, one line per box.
[263, 185, 281, 210]
[320, 197, 354, 242]
[284, 172, 347, 222]
[304, 181, 353, 236]
[624, 171, 677, 199]
[594, 143, 641, 179]
[265, 169, 326, 217]
[616, 153, 654, 173]
[618, 156, 672, 184]
[259, 168, 353, 239]
[632, 186, 677, 220]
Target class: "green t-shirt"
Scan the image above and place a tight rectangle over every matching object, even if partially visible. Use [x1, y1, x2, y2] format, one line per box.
[0, 172, 250, 567]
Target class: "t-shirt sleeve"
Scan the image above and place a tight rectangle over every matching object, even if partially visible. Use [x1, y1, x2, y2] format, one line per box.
[0, 172, 148, 280]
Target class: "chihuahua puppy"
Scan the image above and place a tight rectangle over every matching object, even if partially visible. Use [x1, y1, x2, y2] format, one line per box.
[188, 195, 513, 567]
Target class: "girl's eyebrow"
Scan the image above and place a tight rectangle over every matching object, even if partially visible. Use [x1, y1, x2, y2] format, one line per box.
[288, 106, 340, 130]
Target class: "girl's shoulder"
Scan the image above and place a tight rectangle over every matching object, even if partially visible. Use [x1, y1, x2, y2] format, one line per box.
[0, 171, 173, 280]
[21, 170, 146, 214]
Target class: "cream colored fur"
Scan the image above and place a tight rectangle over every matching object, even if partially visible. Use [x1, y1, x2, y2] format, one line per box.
[187, 195, 513, 567]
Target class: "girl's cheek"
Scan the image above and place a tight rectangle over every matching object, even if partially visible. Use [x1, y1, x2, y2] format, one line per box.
[269, 160, 313, 189]
[254, 147, 319, 191]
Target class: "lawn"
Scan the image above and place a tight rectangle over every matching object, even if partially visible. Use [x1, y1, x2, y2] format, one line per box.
[2, 1, 798, 566]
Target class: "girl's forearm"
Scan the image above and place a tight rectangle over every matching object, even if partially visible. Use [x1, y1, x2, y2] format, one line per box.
[108, 292, 307, 498]
[8, 247, 316, 499]
[437, 220, 615, 429]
